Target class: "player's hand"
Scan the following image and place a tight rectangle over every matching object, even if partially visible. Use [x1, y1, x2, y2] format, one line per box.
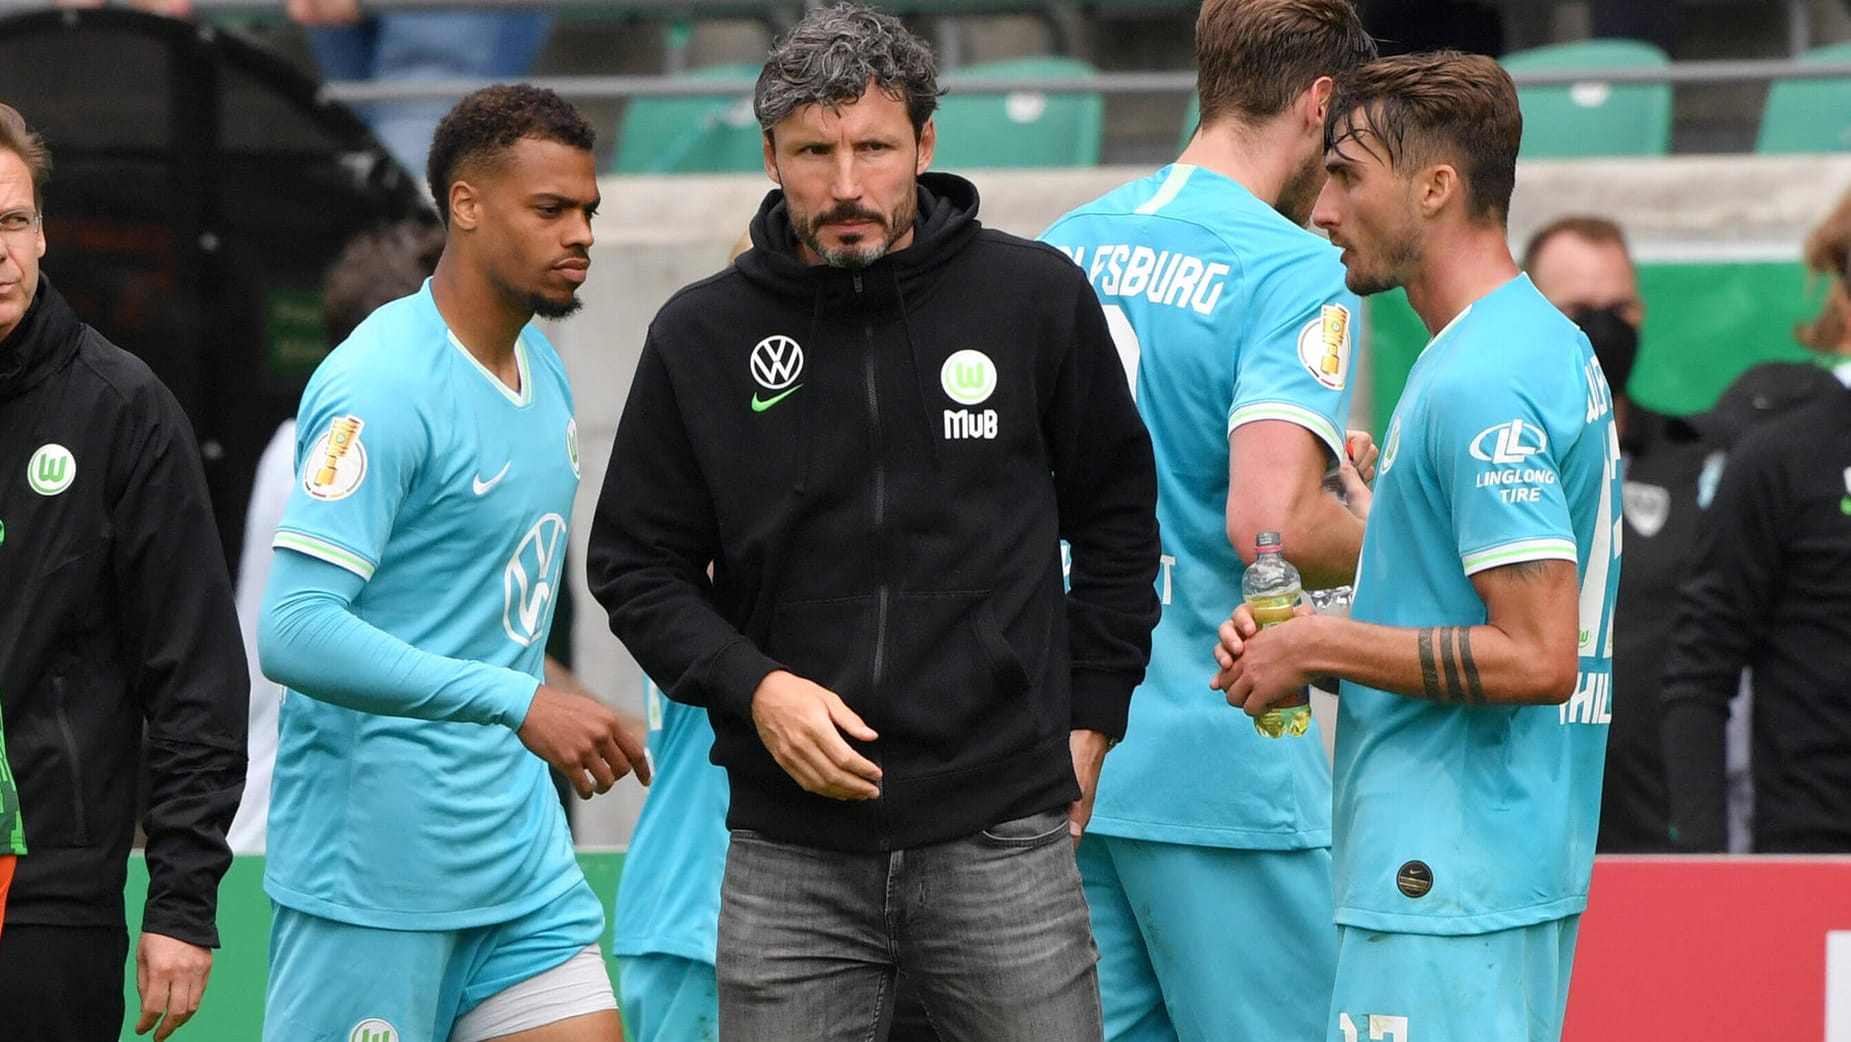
[1067, 729, 1113, 845]
[285, 0, 361, 27]
[750, 670, 882, 800]
[519, 684, 653, 798]
[134, 933, 212, 1041]
[1213, 605, 1319, 716]
[1333, 452, 1373, 524]
[1211, 601, 1261, 683]
[1344, 429, 1379, 486]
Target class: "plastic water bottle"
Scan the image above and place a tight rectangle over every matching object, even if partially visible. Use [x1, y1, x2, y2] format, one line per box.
[1243, 531, 1311, 739]
[1306, 472, 1352, 694]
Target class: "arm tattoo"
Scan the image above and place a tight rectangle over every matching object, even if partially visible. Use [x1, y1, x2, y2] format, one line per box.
[1418, 627, 1443, 701]
[1457, 626, 1486, 703]
[1438, 625, 1464, 703]
[1419, 626, 1488, 704]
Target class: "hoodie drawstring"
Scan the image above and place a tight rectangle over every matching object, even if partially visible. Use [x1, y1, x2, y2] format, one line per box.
[888, 268, 943, 468]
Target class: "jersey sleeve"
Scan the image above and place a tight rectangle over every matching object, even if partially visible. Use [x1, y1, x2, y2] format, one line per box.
[1427, 364, 1580, 576]
[1226, 246, 1359, 462]
[258, 549, 538, 728]
[272, 351, 429, 581]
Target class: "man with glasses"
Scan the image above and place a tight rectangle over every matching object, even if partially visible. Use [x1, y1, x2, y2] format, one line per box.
[0, 102, 249, 1042]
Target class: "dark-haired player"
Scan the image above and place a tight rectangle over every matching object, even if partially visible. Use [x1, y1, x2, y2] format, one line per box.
[258, 84, 647, 1042]
[1215, 53, 1620, 1041]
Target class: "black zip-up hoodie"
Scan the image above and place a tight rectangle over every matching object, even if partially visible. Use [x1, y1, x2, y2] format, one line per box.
[1662, 380, 1851, 852]
[0, 275, 246, 946]
[589, 174, 1161, 852]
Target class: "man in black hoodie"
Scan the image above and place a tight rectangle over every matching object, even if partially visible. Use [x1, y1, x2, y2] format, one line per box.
[588, 5, 1161, 1039]
[0, 104, 247, 1041]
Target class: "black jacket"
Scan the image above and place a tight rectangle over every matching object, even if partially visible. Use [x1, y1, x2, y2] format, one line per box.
[0, 275, 246, 946]
[1662, 381, 1851, 852]
[589, 174, 1161, 852]
[1603, 407, 1708, 852]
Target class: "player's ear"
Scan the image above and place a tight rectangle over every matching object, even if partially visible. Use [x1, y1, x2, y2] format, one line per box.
[449, 179, 482, 232]
[1417, 162, 1460, 220]
[1305, 75, 1335, 130]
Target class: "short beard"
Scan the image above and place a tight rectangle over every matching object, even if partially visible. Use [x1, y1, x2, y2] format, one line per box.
[1344, 216, 1423, 297]
[1275, 154, 1324, 229]
[793, 197, 914, 270]
[530, 292, 584, 320]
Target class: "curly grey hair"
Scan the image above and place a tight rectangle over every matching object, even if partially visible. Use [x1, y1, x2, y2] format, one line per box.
[754, 3, 942, 138]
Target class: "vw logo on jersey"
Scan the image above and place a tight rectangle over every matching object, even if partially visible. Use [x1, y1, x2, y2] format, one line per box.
[940, 349, 998, 405]
[750, 334, 805, 391]
[503, 512, 568, 647]
[1469, 418, 1547, 465]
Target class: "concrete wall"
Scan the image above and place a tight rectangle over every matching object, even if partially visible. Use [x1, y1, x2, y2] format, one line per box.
[549, 154, 1851, 844]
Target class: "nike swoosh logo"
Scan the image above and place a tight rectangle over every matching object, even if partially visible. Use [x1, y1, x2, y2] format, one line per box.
[750, 385, 802, 412]
[472, 462, 511, 495]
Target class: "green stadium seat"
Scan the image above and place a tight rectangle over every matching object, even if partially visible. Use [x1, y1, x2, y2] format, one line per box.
[1501, 39, 1672, 159]
[611, 62, 764, 174]
[1756, 41, 1851, 153]
[933, 56, 1104, 168]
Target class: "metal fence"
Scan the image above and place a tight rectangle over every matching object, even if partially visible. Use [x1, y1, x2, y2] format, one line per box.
[2, 0, 1847, 102]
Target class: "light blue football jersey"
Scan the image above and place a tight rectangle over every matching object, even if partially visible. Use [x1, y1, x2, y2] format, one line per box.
[267, 279, 585, 930]
[612, 675, 728, 965]
[1334, 274, 1621, 935]
[1040, 164, 1359, 847]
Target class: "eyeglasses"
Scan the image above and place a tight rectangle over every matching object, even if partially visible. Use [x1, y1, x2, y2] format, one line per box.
[0, 209, 42, 245]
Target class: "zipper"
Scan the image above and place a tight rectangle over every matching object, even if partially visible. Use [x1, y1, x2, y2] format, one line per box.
[856, 272, 892, 844]
[856, 272, 889, 694]
[51, 676, 89, 843]
[866, 335, 889, 695]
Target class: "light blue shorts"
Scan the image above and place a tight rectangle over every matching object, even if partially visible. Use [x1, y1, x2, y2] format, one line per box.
[265, 876, 606, 1042]
[619, 953, 719, 1042]
[1079, 834, 1336, 1042]
[1326, 915, 1582, 1042]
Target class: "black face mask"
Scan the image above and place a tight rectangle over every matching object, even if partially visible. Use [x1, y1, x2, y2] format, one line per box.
[1570, 304, 1639, 396]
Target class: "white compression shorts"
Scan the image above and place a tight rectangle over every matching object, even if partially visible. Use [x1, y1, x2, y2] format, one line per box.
[451, 944, 619, 1042]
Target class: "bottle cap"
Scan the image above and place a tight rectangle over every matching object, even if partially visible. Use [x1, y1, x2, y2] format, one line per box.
[1256, 530, 1282, 552]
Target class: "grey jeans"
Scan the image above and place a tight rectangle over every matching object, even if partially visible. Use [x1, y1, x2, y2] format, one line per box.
[716, 807, 1105, 1042]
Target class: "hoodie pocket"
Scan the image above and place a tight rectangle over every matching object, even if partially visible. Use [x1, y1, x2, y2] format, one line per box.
[46, 675, 92, 847]
[768, 596, 879, 709]
[879, 592, 1037, 764]
[768, 592, 1038, 764]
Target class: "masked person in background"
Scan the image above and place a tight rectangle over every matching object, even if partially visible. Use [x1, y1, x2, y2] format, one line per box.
[1523, 216, 1688, 853]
